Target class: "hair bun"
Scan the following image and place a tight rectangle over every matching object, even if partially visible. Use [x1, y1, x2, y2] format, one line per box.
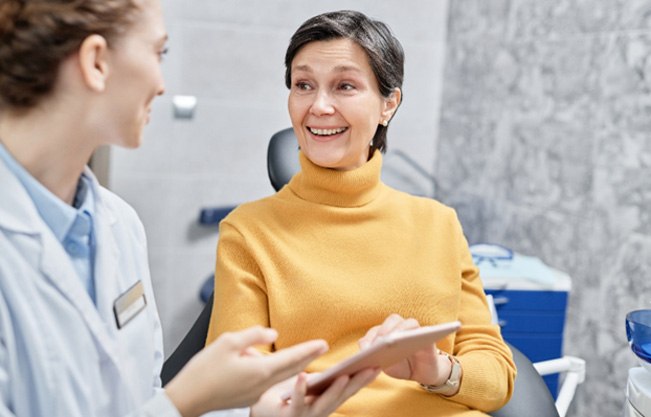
[0, 0, 23, 38]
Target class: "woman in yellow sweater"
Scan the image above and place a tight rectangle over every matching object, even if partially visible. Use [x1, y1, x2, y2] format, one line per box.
[207, 10, 516, 416]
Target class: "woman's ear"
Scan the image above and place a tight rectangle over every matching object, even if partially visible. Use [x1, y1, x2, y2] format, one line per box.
[381, 88, 402, 124]
[78, 34, 110, 92]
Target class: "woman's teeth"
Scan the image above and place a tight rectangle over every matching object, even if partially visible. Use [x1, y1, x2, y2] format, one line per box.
[309, 127, 347, 136]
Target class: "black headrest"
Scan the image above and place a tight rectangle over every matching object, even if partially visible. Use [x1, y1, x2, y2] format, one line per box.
[267, 128, 301, 192]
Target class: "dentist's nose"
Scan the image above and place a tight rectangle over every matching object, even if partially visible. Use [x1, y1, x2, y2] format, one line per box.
[309, 90, 335, 116]
[157, 78, 166, 96]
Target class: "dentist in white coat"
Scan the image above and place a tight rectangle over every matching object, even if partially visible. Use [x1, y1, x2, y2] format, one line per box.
[0, 0, 378, 416]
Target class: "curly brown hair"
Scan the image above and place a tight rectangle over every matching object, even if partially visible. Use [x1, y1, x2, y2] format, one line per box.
[0, 0, 139, 109]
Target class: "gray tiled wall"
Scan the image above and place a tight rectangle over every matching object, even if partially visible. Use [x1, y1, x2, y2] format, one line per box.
[439, 1, 651, 415]
[108, 1, 449, 357]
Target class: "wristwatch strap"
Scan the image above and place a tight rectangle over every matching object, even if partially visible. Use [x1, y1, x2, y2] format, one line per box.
[419, 351, 461, 396]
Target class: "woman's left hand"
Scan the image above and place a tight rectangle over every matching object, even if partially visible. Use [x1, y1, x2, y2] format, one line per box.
[358, 314, 451, 386]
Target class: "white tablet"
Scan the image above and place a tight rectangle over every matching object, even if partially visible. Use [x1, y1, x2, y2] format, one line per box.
[281, 320, 461, 400]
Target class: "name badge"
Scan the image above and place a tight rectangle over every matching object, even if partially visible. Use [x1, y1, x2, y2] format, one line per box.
[113, 281, 147, 329]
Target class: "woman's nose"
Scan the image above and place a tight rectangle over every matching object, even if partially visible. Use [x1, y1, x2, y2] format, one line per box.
[309, 90, 335, 116]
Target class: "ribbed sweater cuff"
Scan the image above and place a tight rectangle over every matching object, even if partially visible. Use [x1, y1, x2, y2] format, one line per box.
[448, 354, 511, 412]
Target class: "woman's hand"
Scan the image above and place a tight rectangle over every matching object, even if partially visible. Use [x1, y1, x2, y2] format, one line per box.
[165, 326, 329, 417]
[358, 314, 452, 386]
[250, 368, 380, 417]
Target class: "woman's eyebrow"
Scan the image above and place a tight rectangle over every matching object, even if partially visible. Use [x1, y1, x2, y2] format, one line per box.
[292, 64, 362, 74]
[333, 65, 362, 74]
[293, 64, 312, 73]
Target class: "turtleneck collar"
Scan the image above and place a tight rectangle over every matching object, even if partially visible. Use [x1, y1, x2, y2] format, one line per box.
[287, 150, 384, 207]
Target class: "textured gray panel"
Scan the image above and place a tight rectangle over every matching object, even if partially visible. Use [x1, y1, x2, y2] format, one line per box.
[440, 1, 651, 415]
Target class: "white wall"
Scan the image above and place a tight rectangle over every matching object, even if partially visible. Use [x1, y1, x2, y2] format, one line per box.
[108, 0, 449, 354]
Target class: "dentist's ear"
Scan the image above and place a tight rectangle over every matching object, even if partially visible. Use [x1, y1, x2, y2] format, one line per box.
[381, 87, 402, 123]
[78, 34, 110, 92]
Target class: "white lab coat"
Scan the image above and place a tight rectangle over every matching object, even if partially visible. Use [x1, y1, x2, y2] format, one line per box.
[0, 157, 178, 416]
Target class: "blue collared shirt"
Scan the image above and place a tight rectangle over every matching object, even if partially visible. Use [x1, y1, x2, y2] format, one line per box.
[0, 143, 96, 303]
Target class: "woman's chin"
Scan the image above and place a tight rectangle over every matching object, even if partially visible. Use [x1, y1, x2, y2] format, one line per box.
[304, 150, 345, 169]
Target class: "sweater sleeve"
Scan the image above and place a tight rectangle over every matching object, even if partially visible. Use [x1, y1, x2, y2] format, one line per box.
[446, 213, 517, 412]
[206, 219, 271, 348]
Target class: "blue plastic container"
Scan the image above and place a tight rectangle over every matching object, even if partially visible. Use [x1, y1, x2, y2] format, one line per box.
[626, 309, 651, 364]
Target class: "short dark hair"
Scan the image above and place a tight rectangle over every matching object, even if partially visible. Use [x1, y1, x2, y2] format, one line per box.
[285, 10, 404, 154]
[0, 0, 140, 109]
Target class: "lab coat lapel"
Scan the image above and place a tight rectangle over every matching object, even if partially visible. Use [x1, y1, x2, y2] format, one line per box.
[81, 168, 128, 332]
[86, 169, 145, 401]
[84, 167, 143, 331]
[93, 199, 120, 326]
[39, 232, 122, 362]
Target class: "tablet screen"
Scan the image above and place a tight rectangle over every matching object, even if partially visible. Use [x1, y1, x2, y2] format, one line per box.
[281, 320, 461, 400]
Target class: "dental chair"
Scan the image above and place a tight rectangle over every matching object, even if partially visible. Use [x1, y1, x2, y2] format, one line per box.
[492, 346, 586, 417]
[161, 128, 583, 417]
[161, 292, 214, 386]
[267, 127, 301, 192]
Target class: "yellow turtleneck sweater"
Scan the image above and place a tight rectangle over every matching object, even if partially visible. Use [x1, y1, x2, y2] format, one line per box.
[206, 151, 515, 416]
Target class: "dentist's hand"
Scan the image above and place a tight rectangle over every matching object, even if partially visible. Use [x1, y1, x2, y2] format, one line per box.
[165, 326, 328, 417]
[250, 368, 380, 417]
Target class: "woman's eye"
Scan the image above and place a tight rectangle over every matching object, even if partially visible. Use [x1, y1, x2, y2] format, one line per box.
[339, 83, 355, 91]
[295, 81, 312, 91]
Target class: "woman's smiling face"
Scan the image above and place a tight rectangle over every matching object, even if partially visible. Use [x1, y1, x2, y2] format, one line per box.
[288, 38, 399, 171]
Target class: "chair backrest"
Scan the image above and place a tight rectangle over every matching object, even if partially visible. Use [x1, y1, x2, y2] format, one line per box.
[267, 127, 300, 192]
[490, 343, 560, 417]
[160, 293, 214, 386]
